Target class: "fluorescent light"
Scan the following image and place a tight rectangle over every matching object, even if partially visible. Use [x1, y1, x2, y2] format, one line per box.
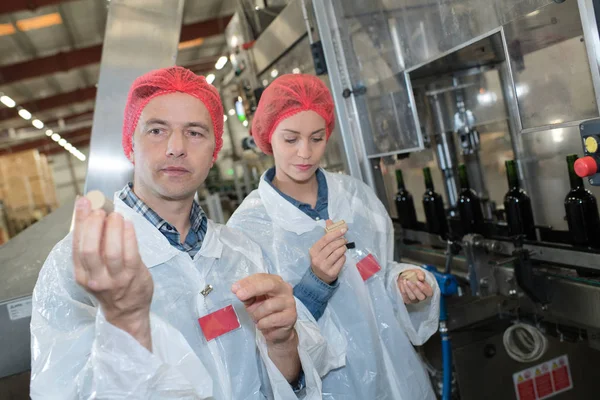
[58, 138, 67, 146]
[51, 133, 60, 142]
[32, 119, 44, 129]
[64, 143, 73, 151]
[242, 120, 249, 127]
[552, 129, 564, 143]
[262, 79, 269, 87]
[16, 12, 63, 32]
[45, 129, 53, 136]
[0, 23, 16, 37]
[79, 154, 87, 162]
[0, 95, 16, 108]
[292, 68, 301, 74]
[18, 109, 32, 120]
[178, 37, 204, 50]
[228, 109, 235, 116]
[270, 69, 279, 78]
[527, 10, 541, 17]
[215, 56, 228, 70]
[223, 115, 228, 122]
[206, 74, 216, 85]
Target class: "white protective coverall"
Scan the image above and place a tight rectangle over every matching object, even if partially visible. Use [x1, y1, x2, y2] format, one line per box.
[30, 195, 342, 399]
[228, 169, 441, 400]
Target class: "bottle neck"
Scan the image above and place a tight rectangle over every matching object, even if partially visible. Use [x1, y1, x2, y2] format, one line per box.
[458, 164, 470, 190]
[423, 167, 434, 190]
[505, 160, 520, 190]
[567, 155, 584, 190]
[396, 170, 406, 191]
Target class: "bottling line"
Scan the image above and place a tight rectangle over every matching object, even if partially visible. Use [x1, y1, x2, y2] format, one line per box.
[2, 0, 600, 399]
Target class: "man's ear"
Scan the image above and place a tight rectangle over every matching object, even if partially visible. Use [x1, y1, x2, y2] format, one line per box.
[128, 139, 135, 164]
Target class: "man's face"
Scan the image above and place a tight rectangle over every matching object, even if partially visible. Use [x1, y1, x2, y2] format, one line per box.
[130, 92, 215, 201]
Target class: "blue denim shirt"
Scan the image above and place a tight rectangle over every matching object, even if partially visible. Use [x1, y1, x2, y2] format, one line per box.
[264, 168, 338, 320]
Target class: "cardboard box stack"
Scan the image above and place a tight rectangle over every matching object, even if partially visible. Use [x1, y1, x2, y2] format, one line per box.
[0, 149, 59, 237]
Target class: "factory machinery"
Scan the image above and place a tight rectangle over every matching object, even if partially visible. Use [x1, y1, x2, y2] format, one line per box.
[310, 0, 600, 398]
[4, 0, 600, 399]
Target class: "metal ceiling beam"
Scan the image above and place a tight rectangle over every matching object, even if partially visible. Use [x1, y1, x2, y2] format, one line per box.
[0, 0, 77, 15]
[0, 86, 96, 122]
[0, 127, 89, 155]
[0, 15, 233, 86]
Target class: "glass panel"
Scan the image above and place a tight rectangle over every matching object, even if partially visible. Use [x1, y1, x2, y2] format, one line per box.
[504, 0, 598, 129]
[330, 0, 423, 156]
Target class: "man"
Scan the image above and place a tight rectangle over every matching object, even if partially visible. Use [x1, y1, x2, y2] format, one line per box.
[30, 66, 338, 399]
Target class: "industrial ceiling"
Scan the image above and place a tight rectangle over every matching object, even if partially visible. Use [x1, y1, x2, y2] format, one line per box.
[0, 0, 236, 158]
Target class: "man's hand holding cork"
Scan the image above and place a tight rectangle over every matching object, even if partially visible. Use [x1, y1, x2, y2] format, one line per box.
[72, 192, 154, 351]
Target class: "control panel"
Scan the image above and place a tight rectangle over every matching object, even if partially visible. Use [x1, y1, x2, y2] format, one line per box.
[576, 119, 600, 185]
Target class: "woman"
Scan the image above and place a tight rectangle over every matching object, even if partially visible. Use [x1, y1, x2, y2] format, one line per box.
[228, 74, 440, 399]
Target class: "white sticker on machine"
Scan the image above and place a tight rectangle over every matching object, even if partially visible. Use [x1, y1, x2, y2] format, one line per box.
[513, 355, 573, 400]
[6, 297, 33, 321]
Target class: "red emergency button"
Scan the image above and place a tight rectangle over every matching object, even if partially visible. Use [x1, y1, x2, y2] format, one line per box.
[574, 156, 598, 177]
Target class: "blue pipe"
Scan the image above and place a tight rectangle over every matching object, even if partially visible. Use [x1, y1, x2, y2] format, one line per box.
[440, 296, 452, 400]
[424, 265, 458, 400]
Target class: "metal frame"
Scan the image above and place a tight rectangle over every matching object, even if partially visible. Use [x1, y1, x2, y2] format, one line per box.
[363, 71, 426, 160]
[405, 27, 504, 74]
[313, 0, 372, 186]
[578, 0, 600, 115]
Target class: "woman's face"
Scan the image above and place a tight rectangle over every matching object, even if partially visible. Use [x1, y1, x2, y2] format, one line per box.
[270, 110, 327, 183]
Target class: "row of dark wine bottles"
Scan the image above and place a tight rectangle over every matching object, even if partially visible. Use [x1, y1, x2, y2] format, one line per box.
[395, 154, 600, 248]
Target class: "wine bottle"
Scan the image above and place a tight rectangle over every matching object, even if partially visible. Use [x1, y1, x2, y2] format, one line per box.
[457, 164, 484, 234]
[422, 167, 448, 237]
[395, 169, 418, 229]
[504, 160, 536, 240]
[564, 154, 600, 248]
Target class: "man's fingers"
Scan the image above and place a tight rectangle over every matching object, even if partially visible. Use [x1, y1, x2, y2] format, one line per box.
[232, 274, 289, 302]
[79, 210, 108, 286]
[417, 270, 426, 281]
[247, 297, 290, 323]
[72, 197, 91, 264]
[325, 219, 334, 228]
[123, 220, 142, 270]
[103, 213, 124, 276]
[255, 310, 296, 332]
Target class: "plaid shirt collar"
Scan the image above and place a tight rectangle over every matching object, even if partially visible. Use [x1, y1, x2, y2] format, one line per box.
[117, 183, 207, 257]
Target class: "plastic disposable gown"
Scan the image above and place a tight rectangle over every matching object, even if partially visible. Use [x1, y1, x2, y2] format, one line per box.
[30, 195, 341, 399]
[228, 170, 441, 400]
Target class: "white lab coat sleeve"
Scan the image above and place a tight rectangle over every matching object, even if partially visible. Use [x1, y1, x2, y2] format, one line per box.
[255, 246, 346, 380]
[362, 184, 440, 346]
[255, 310, 325, 399]
[30, 239, 213, 400]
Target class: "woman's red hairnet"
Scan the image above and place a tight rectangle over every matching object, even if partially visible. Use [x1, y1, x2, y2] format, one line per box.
[251, 74, 335, 155]
[122, 66, 224, 162]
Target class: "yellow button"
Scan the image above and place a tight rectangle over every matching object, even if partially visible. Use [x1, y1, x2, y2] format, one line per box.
[585, 136, 599, 153]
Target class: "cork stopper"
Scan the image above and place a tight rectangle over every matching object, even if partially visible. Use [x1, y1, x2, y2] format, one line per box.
[85, 190, 114, 214]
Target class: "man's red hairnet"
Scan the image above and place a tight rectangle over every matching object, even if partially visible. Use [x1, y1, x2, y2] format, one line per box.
[251, 74, 335, 155]
[122, 66, 224, 162]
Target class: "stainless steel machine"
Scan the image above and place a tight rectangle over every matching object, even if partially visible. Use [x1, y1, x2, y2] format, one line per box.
[313, 0, 600, 398]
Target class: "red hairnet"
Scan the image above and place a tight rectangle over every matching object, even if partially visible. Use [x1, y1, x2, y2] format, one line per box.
[122, 66, 224, 162]
[251, 74, 335, 155]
